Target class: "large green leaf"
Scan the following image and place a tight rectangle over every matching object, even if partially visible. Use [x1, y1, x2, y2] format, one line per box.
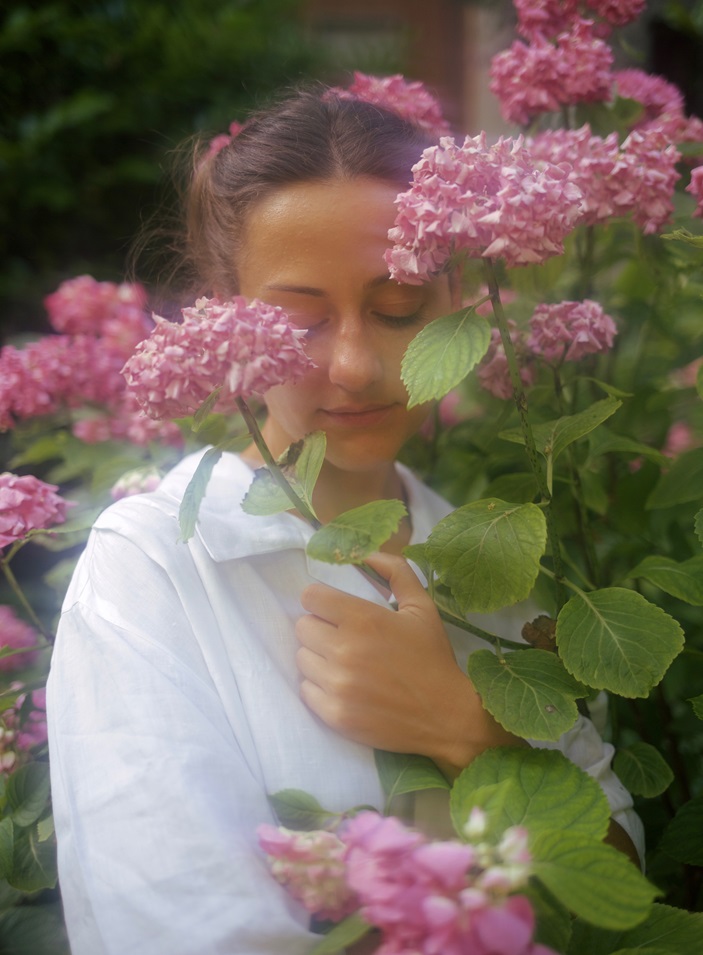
[178, 446, 223, 541]
[401, 306, 491, 407]
[8, 825, 58, 892]
[500, 397, 621, 464]
[568, 903, 703, 955]
[627, 555, 703, 605]
[423, 500, 547, 614]
[450, 748, 610, 842]
[523, 881, 573, 955]
[613, 742, 674, 798]
[242, 432, 326, 518]
[646, 447, 703, 509]
[588, 427, 668, 467]
[306, 500, 407, 564]
[530, 831, 659, 930]
[6, 763, 51, 828]
[374, 750, 449, 814]
[267, 790, 339, 831]
[690, 694, 703, 720]
[0, 903, 70, 955]
[466, 648, 586, 741]
[0, 818, 14, 881]
[556, 588, 684, 697]
[658, 794, 703, 865]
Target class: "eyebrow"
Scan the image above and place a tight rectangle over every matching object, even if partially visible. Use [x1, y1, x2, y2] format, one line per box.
[263, 275, 395, 296]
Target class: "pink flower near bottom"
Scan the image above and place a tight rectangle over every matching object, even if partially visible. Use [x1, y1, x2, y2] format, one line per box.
[528, 300, 617, 363]
[0, 473, 73, 549]
[0, 606, 39, 672]
[477, 325, 535, 401]
[326, 72, 450, 139]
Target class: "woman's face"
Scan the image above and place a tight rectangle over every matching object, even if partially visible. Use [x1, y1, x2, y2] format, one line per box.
[237, 177, 457, 474]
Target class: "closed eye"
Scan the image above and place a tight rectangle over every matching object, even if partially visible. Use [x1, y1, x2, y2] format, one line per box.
[372, 307, 426, 328]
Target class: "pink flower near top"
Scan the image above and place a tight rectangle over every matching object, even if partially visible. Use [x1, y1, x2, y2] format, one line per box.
[489, 19, 613, 126]
[528, 300, 617, 363]
[44, 275, 149, 338]
[123, 297, 314, 420]
[514, 0, 644, 39]
[257, 824, 356, 922]
[588, 0, 645, 27]
[0, 473, 73, 549]
[327, 72, 451, 139]
[687, 165, 703, 218]
[386, 133, 583, 284]
[0, 606, 39, 672]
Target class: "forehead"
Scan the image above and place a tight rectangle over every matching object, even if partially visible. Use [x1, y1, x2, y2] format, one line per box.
[238, 177, 402, 290]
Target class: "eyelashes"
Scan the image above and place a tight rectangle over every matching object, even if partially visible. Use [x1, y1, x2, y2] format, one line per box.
[372, 307, 427, 328]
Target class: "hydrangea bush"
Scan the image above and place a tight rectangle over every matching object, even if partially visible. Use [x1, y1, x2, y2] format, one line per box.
[1, 1, 703, 950]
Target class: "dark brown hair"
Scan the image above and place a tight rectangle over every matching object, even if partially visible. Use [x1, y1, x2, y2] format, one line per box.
[181, 88, 436, 300]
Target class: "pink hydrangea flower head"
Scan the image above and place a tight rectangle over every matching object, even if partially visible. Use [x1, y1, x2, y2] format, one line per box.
[514, 0, 579, 40]
[662, 422, 697, 458]
[386, 133, 583, 284]
[207, 120, 245, 159]
[490, 19, 613, 126]
[687, 165, 703, 218]
[588, 0, 646, 27]
[257, 824, 356, 921]
[614, 68, 684, 122]
[620, 126, 680, 233]
[0, 473, 73, 549]
[326, 72, 451, 139]
[0, 606, 39, 672]
[528, 299, 617, 363]
[17, 688, 48, 751]
[123, 296, 315, 420]
[0, 685, 48, 771]
[44, 275, 149, 338]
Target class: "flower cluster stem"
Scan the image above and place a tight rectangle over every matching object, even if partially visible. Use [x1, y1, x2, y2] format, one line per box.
[1, 558, 52, 643]
[483, 259, 566, 607]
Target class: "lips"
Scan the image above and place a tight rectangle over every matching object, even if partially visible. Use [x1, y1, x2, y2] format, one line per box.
[320, 403, 397, 427]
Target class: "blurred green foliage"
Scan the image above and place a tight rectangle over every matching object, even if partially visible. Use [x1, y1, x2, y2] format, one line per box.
[0, 0, 329, 339]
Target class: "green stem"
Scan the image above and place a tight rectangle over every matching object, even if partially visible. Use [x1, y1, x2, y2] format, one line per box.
[437, 606, 528, 651]
[482, 258, 566, 607]
[1, 558, 52, 643]
[235, 396, 321, 529]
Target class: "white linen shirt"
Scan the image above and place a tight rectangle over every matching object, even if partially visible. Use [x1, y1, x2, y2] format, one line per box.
[47, 450, 643, 955]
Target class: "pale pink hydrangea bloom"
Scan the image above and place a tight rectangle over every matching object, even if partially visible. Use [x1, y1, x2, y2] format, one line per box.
[327, 72, 450, 139]
[528, 300, 617, 363]
[341, 812, 554, 955]
[687, 165, 703, 218]
[123, 297, 314, 421]
[662, 422, 697, 458]
[514, 0, 644, 39]
[477, 325, 535, 400]
[588, 0, 645, 27]
[0, 685, 47, 772]
[257, 824, 356, 922]
[110, 466, 163, 501]
[614, 69, 684, 122]
[44, 274, 149, 337]
[489, 19, 613, 126]
[207, 121, 245, 158]
[0, 606, 39, 672]
[0, 473, 73, 549]
[386, 133, 583, 284]
[528, 124, 680, 233]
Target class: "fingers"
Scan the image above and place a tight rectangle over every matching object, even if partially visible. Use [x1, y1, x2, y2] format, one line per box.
[362, 551, 434, 616]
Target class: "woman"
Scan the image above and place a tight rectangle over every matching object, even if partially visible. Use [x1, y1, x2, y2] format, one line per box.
[47, 87, 642, 955]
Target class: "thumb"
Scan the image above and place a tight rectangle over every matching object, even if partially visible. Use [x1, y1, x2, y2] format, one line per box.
[362, 551, 433, 614]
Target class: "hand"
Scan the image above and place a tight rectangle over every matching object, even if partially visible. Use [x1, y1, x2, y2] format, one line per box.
[296, 552, 523, 776]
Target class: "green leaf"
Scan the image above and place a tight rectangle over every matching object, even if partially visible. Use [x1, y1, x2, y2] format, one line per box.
[7, 762, 51, 828]
[568, 903, 703, 955]
[556, 588, 684, 698]
[310, 912, 372, 954]
[482, 472, 538, 503]
[0, 818, 15, 880]
[401, 306, 491, 407]
[450, 748, 610, 843]
[178, 446, 223, 541]
[588, 426, 668, 467]
[627, 555, 703, 605]
[695, 508, 703, 547]
[661, 227, 703, 248]
[531, 831, 659, 930]
[306, 499, 407, 564]
[374, 750, 449, 813]
[243, 432, 326, 517]
[690, 694, 703, 719]
[467, 648, 587, 741]
[523, 880, 573, 955]
[658, 794, 703, 865]
[8, 825, 58, 892]
[267, 790, 339, 831]
[36, 814, 55, 843]
[500, 398, 622, 464]
[613, 742, 674, 797]
[0, 902, 70, 955]
[423, 500, 547, 614]
[647, 447, 703, 509]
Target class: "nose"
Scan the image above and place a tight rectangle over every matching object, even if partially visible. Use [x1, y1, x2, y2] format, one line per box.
[325, 318, 384, 393]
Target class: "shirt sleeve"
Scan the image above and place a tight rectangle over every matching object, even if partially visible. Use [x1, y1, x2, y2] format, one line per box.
[47, 525, 320, 955]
